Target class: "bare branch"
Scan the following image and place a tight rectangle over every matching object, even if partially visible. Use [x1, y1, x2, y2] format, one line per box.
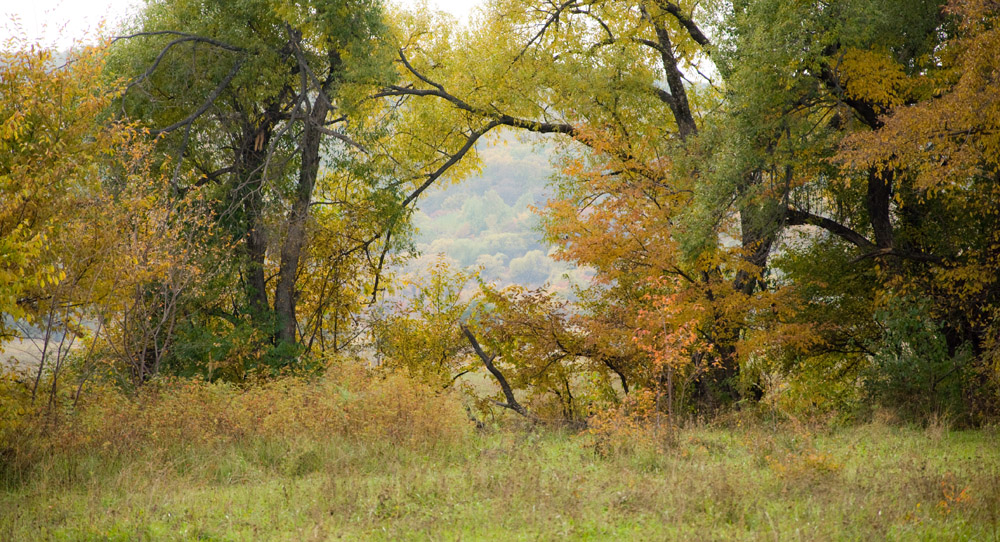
[401, 120, 501, 209]
[317, 127, 370, 154]
[119, 34, 246, 115]
[511, 0, 580, 65]
[363, 120, 501, 303]
[461, 325, 533, 419]
[150, 57, 246, 135]
[785, 207, 875, 250]
[367, 230, 392, 304]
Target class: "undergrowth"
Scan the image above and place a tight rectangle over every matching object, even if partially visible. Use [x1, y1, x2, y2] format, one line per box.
[2, 364, 999, 540]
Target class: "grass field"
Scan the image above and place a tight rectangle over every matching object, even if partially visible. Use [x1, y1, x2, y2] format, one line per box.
[3, 413, 999, 541]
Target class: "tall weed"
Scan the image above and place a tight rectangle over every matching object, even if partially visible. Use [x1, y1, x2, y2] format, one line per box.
[1, 359, 471, 485]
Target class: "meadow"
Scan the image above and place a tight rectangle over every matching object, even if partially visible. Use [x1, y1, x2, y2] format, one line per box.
[2, 370, 998, 541]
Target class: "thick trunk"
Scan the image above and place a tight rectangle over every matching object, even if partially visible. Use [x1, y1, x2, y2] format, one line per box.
[704, 171, 781, 404]
[234, 120, 275, 319]
[274, 98, 330, 345]
[867, 167, 894, 249]
[734, 198, 779, 295]
[695, 345, 742, 408]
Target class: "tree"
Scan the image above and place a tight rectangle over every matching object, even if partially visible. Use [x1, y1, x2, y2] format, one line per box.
[1, 39, 103, 343]
[108, 0, 518, 378]
[371, 258, 479, 387]
[836, 0, 1000, 418]
[105, 0, 420, 375]
[383, 0, 1000, 418]
[0, 32, 207, 400]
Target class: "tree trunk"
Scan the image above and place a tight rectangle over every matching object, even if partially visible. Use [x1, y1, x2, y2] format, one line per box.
[236, 125, 273, 319]
[274, 97, 331, 345]
[734, 200, 779, 295]
[867, 167, 894, 249]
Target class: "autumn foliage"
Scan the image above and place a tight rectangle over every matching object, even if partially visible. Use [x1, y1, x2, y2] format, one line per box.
[3, 0, 1000, 467]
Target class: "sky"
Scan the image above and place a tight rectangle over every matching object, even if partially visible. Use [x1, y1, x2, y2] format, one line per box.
[2, 0, 478, 48]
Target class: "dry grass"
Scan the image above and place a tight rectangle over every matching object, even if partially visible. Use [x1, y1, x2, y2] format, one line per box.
[1, 371, 999, 540]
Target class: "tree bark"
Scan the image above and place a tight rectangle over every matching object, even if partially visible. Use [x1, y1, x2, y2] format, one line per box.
[645, 7, 698, 139]
[234, 118, 275, 318]
[274, 96, 330, 345]
[734, 170, 781, 295]
[273, 40, 341, 346]
[867, 167, 894, 249]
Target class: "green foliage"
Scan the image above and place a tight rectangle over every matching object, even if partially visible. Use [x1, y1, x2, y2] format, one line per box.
[166, 313, 303, 381]
[101, 0, 406, 374]
[372, 258, 479, 387]
[864, 297, 972, 421]
[7, 0, 1000, 508]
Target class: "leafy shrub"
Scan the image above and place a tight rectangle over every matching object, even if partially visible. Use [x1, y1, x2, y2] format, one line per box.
[584, 390, 673, 457]
[1, 358, 471, 483]
[864, 297, 971, 421]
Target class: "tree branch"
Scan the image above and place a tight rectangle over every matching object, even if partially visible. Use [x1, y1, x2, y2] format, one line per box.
[120, 35, 244, 107]
[400, 120, 501, 209]
[150, 57, 246, 135]
[851, 247, 943, 264]
[317, 127, 370, 154]
[377, 50, 577, 136]
[461, 325, 532, 419]
[817, 62, 883, 129]
[510, 0, 580, 65]
[641, 5, 698, 138]
[653, 0, 712, 48]
[785, 207, 876, 250]
[112, 31, 247, 52]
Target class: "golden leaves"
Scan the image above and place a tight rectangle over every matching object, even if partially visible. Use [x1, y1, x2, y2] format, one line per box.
[838, 47, 910, 109]
[840, 0, 1000, 193]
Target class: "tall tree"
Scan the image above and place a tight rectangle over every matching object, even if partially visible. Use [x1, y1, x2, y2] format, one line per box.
[383, 0, 1000, 416]
[110, 0, 396, 360]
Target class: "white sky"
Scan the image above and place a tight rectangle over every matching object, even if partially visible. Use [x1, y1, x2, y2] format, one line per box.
[1, 0, 478, 48]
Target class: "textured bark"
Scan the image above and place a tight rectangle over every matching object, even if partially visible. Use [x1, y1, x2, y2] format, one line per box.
[867, 167, 895, 249]
[234, 118, 275, 318]
[274, 97, 330, 345]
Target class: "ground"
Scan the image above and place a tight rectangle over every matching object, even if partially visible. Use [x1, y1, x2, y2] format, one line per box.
[3, 417, 998, 541]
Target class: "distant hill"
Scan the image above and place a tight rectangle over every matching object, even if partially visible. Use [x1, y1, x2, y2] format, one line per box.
[404, 133, 591, 294]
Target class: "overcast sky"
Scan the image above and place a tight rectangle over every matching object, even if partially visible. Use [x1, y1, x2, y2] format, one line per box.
[2, 0, 477, 48]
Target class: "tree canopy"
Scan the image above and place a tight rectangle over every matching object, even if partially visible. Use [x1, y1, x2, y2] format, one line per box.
[2, 0, 999, 424]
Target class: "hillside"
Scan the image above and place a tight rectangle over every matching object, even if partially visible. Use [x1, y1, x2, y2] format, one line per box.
[405, 135, 592, 294]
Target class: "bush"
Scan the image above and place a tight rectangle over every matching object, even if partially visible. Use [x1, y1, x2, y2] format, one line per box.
[0, 358, 472, 484]
[584, 389, 673, 457]
[864, 297, 971, 421]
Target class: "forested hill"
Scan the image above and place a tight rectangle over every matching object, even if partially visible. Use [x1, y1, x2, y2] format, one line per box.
[406, 135, 591, 294]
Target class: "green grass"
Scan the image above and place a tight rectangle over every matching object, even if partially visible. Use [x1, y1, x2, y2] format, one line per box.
[3, 419, 999, 541]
